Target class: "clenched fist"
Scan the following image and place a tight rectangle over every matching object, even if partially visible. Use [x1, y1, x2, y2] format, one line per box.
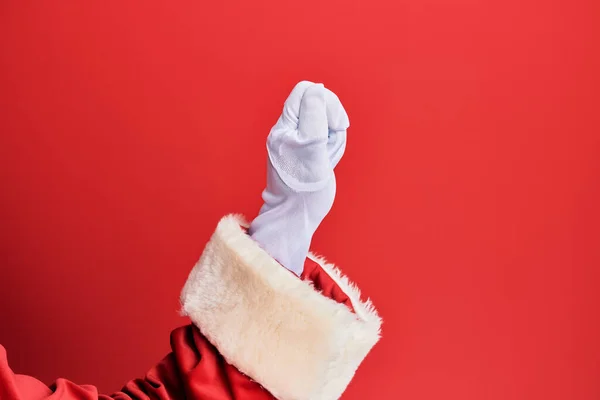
[249, 81, 349, 275]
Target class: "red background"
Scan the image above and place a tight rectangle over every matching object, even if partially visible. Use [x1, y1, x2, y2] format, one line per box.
[1, 1, 599, 399]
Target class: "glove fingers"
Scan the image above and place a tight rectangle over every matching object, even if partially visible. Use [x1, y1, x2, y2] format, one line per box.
[298, 84, 328, 142]
[323, 88, 349, 168]
[267, 82, 348, 191]
[324, 89, 350, 132]
[327, 130, 347, 168]
[281, 80, 314, 128]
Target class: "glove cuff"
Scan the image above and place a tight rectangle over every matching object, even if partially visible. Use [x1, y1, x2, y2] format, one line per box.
[180, 214, 381, 400]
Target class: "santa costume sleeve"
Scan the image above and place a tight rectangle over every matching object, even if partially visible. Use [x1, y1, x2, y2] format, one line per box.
[0, 215, 381, 400]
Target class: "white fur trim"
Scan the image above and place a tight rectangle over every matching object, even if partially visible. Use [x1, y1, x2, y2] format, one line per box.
[180, 215, 381, 400]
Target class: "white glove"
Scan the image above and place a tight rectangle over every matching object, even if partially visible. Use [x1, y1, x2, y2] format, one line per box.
[249, 81, 349, 276]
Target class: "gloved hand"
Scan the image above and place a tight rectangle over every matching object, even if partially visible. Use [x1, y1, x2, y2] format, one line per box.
[249, 81, 349, 276]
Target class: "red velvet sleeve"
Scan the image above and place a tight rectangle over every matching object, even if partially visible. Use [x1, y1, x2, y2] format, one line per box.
[0, 325, 274, 400]
[0, 256, 361, 400]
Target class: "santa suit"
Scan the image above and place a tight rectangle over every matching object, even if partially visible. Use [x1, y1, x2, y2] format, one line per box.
[0, 215, 382, 400]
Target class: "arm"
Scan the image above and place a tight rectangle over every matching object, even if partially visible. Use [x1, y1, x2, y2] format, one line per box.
[1, 82, 380, 400]
[1, 325, 274, 400]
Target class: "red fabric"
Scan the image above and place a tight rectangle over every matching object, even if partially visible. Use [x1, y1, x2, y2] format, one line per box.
[0, 257, 355, 400]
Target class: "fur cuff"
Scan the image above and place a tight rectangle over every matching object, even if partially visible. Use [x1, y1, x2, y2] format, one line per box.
[180, 215, 381, 400]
